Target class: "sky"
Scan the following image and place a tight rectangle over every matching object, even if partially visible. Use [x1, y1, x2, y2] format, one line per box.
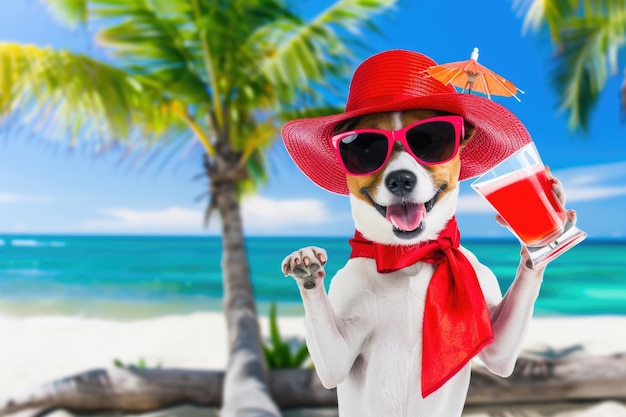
[1, 1, 625, 239]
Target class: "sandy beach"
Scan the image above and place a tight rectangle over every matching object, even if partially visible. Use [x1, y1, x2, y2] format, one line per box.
[0, 312, 311, 394]
[2, 313, 626, 416]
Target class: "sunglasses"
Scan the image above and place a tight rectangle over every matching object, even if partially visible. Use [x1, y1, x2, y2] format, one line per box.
[331, 115, 465, 176]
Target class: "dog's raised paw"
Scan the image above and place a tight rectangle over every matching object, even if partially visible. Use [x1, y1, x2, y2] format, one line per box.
[281, 247, 327, 290]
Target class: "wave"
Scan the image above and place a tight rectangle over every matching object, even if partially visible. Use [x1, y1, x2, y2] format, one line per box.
[10, 239, 66, 248]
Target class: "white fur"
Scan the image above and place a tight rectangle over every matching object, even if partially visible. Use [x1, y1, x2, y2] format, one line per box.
[351, 152, 454, 245]
[282, 112, 548, 416]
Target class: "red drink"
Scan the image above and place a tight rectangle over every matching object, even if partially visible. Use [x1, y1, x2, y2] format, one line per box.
[472, 142, 586, 269]
[481, 165, 566, 246]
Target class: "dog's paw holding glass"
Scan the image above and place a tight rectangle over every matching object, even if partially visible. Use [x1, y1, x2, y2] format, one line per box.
[279, 50, 582, 417]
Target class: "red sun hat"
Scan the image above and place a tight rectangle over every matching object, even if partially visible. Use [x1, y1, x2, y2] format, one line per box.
[281, 49, 532, 195]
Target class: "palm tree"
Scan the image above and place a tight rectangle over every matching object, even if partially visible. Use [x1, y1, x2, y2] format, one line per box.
[0, 0, 396, 415]
[515, 0, 626, 131]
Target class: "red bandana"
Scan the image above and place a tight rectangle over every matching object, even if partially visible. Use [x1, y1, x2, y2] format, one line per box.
[348, 217, 493, 397]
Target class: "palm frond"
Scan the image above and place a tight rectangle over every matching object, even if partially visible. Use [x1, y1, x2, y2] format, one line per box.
[41, 0, 88, 29]
[229, 102, 344, 195]
[551, 6, 626, 130]
[277, 105, 346, 121]
[515, 0, 579, 42]
[515, 0, 626, 131]
[31, 0, 398, 180]
[86, 1, 210, 105]
[42, 1, 210, 105]
[233, 116, 275, 195]
[252, 0, 397, 102]
[191, 0, 297, 121]
[0, 42, 182, 149]
[217, 0, 396, 193]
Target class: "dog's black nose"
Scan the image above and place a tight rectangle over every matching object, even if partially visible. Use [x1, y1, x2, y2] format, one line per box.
[385, 170, 417, 196]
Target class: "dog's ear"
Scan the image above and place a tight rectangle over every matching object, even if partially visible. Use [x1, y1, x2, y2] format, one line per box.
[461, 121, 476, 147]
[334, 116, 364, 134]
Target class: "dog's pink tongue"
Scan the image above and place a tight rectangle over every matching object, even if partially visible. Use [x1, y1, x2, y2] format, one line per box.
[386, 203, 426, 231]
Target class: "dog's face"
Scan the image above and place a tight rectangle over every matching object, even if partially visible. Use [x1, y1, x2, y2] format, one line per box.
[335, 109, 475, 245]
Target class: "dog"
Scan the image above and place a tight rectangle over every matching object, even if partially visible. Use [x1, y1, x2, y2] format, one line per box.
[279, 50, 572, 416]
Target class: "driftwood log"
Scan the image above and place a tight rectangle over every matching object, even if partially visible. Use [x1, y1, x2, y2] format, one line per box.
[2, 353, 626, 417]
[468, 352, 626, 405]
[0, 368, 334, 417]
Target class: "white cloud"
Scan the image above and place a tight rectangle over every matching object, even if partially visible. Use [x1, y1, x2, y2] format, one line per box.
[241, 196, 332, 228]
[79, 196, 336, 234]
[0, 193, 53, 204]
[554, 161, 626, 203]
[565, 186, 626, 202]
[83, 207, 205, 232]
[0, 193, 21, 203]
[457, 160, 626, 214]
[457, 193, 493, 214]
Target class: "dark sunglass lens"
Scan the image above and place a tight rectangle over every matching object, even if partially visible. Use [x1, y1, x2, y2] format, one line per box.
[406, 121, 456, 163]
[339, 133, 388, 174]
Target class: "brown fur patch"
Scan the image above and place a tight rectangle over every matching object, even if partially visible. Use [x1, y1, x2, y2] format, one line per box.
[338, 112, 397, 200]
[334, 110, 476, 205]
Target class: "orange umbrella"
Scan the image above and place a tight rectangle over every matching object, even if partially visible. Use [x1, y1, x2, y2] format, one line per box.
[427, 48, 524, 101]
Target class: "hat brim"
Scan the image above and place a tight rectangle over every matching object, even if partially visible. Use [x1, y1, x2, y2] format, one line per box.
[281, 93, 531, 195]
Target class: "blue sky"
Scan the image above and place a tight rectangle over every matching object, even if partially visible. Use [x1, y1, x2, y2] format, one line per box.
[1, 1, 625, 239]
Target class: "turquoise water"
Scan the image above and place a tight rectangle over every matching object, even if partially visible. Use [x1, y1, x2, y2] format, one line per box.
[0, 235, 624, 318]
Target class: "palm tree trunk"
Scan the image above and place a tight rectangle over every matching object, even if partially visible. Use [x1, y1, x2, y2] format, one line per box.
[209, 151, 281, 417]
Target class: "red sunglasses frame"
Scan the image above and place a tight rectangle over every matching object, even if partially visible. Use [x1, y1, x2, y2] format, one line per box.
[331, 115, 465, 176]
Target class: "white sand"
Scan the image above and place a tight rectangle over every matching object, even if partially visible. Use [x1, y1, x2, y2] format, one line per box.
[1, 313, 626, 406]
[520, 315, 626, 357]
[0, 312, 308, 393]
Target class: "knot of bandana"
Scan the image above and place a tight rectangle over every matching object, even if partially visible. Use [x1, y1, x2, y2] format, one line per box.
[348, 216, 494, 397]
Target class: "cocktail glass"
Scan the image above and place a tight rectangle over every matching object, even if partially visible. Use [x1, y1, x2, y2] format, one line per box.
[471, 142, 587, 269]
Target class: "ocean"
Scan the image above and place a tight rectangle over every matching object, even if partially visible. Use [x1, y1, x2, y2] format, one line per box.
[0, 235, 625, 319]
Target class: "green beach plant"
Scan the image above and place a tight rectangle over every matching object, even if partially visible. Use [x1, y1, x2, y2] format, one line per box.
[113, 357, 162, 369]
[263, 302, 310, 369]
[0, 1, 397, 414]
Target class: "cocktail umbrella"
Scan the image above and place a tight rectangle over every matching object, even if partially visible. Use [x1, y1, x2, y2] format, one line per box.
[427, 47, 524, 101]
